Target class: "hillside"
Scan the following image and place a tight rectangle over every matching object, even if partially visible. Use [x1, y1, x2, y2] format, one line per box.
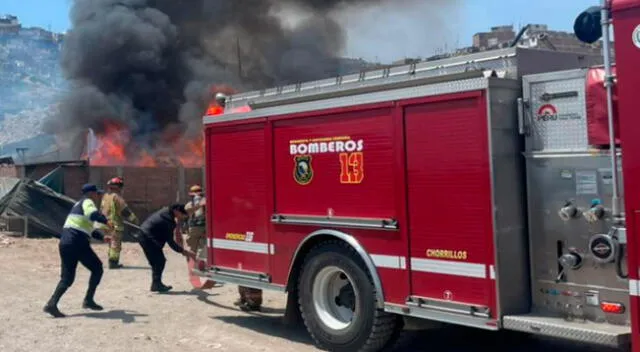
[0, 20, 66, 152]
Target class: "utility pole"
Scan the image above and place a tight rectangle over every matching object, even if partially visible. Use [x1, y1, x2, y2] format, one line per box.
[236, 36, 243, 79]
[16, 147, 28, 164]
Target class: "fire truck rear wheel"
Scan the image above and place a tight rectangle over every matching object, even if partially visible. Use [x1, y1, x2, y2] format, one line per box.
[298, 240, 400, 352]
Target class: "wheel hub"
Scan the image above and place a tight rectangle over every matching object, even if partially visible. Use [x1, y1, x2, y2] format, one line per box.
[335, 282, 356, 310]
[313, 266, 357, 331]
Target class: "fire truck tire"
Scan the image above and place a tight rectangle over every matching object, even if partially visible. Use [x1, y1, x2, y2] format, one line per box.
[298, 240, 400, 352]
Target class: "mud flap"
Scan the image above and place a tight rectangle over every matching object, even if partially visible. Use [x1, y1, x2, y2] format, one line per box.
[283, 289, 302, 326]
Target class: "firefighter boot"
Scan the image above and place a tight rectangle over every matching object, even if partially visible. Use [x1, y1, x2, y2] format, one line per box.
[109, 259, 123, 269]
[235, 287, 262, 311]
[108, 247, 123, 269]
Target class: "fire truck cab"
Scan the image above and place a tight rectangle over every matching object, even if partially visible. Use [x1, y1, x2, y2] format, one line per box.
[198, 1, 640, 351]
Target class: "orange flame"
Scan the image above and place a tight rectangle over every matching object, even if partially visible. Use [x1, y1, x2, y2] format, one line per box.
[86, 85, 249, 168]
[88, 122, 130, 166]
[84, 120, 201, 167]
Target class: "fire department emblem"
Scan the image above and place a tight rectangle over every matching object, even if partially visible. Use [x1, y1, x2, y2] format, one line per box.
[294, 155, 313, 185]
[536, 104, 558, 121]
[633, 24, 640, 49]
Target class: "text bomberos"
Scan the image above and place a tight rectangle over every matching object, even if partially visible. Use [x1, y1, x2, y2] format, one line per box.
[289, 136, 364, 155]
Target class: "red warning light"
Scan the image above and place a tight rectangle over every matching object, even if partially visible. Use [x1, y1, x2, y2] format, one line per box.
[206, 105, 224, 116]
[600, 301, 625, 314]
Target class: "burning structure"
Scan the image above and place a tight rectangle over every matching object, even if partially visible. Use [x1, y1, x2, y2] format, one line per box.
[44, 0, 459, 167]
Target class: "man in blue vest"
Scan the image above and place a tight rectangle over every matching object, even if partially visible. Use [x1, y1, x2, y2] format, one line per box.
[43, 184, 112, 318]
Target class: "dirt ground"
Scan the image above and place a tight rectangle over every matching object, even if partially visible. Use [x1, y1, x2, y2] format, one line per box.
[0, 235, 624, 352]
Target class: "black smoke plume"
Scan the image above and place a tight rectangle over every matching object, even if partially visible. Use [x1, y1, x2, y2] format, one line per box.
[45, 0, 453, 160]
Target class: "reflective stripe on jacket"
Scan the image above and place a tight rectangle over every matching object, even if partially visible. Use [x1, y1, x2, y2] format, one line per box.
[63, 198, 99, 236]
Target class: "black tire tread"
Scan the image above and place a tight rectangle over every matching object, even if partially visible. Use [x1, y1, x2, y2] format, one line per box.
[297, 239, 401, 352]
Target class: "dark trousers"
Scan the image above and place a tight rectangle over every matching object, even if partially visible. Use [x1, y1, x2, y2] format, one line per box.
[47, 234, 104, 306]
[139, 237, 166, 284]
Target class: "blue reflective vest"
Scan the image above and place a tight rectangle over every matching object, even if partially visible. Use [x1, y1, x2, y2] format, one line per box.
[63, 198, 106, 236]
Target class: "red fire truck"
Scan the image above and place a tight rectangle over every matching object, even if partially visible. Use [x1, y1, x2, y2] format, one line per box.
[193, 1, 640, 351]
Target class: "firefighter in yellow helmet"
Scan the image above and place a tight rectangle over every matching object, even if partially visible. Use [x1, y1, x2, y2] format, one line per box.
[101, 176, 139, 269]
[184, 185, 206, 258]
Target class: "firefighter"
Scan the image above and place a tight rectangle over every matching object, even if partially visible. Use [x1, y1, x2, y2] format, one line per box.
[43, 184, 111, 318]
[101, 176, 139, 269]
[235, 287, 263, 312]
[138, 203, 200, 292]
[184, 185, 206, 258]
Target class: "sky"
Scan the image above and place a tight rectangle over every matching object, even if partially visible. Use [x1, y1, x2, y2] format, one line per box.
[3, 0, 599, 63]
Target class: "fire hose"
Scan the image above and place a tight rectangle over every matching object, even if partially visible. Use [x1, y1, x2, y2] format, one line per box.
[123, 220, 143, 240]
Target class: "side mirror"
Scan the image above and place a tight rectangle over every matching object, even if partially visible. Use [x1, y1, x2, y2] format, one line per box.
[574, 6, 603, 44]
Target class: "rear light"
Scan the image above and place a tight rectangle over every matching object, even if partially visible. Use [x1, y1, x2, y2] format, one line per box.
[600, 301, 625, 314]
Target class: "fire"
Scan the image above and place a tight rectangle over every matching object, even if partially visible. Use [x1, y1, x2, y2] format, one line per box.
[86, 122, 206, 168]
[85, 85, 250, 168]
[87, 122, 129, 166]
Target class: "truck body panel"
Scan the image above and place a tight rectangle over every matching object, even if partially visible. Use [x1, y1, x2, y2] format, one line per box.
[206, 123, 271, 275]
[611, 1, 640, 350]
[404, 91, 495, 312]
[200, 40, 640, 348]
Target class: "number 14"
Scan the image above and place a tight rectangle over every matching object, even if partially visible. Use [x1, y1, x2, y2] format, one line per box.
[339, 152, 364, 184]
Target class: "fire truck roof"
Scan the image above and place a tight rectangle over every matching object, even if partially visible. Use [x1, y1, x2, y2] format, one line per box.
[204, 47, 602, 126]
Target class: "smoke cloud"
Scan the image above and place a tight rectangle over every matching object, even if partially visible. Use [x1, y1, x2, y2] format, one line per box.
[45, 0, 460, 157]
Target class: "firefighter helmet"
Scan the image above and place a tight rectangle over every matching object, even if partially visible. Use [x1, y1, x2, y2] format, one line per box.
[189, 184, 203, 195]
[214, 93, 227, 107]
[107, 176, 124, 187]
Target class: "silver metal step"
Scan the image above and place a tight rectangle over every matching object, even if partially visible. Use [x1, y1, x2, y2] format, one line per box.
[192, 267, 286, 293]
[503, 313, 630, 348]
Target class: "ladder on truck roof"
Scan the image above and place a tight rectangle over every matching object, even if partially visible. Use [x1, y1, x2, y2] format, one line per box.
[219, 47, 602, 112]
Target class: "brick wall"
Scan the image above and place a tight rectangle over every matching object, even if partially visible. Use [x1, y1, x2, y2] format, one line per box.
[124, 166, 179, 220]
[0, 165, 17, 178]
[2, 162, 203, 240]
[85, 165, 203, 221]
[185, 168, 204, 195]
[23, 163, 59, 180]
[63, 165, 90, 200]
